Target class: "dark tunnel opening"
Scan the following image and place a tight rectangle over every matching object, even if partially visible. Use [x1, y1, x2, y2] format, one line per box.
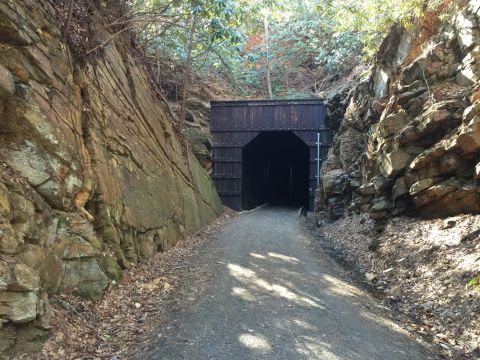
[242, 131, 310, 210]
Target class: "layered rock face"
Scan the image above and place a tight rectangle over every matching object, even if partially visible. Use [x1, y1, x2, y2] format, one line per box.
[0, 0, 221, 350]
[178, 96, 215, 172]
[318, 1, 480, 222]
[175, 84, 235, 173]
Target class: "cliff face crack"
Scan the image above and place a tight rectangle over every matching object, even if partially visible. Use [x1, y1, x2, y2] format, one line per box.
[0, 0, 222, 354]
[317, 2, 480, 222]
[76, 84, 97, 210]
[118, 48, 210, 196]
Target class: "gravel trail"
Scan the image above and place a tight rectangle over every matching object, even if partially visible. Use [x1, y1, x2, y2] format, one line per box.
[136, 206, 437, 360]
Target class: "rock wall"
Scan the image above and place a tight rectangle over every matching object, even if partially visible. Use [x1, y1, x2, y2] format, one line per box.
[318, 0, 480, 223]
[176, 84, 236, 173]
[178, 96, 215, 172]
[0, 0, 222, 352]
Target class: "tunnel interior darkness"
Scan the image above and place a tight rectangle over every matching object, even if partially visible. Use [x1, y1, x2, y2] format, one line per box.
[242, 131, 310, 210]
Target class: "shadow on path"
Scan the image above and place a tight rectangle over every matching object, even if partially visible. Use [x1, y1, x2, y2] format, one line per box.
[136, 206, 438, 360]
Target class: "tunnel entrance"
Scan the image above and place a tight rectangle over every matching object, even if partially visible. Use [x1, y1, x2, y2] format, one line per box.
[242, 131, 310, 210]
[211, 99, 330, 211]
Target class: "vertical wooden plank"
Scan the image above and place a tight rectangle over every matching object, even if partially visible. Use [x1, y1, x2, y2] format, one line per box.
[211, 100, 329, 212]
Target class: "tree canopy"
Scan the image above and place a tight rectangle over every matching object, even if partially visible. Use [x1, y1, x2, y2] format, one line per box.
[128, 0, 439, 100]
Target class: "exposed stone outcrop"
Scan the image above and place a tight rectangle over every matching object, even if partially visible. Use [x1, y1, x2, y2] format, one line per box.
[174, 84, 234, 173]
[177, 96, 215, 171]
[318, 0, 480, 222]
[0, 0, 222, 353]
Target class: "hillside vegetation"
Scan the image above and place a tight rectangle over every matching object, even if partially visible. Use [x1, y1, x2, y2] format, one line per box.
[126, 0, 439, 99]
[1, 0, 479, 358]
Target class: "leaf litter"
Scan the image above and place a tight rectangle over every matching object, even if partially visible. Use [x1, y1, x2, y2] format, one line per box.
[305, 213, 480, 359]
[14, 208, 235, 360]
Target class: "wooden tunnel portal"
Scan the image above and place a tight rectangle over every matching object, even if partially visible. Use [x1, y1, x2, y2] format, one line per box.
[210, 99, 331, 212]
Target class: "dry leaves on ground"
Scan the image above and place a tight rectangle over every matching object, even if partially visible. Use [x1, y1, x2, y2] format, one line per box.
[15, 208, 235, 360]
[307, 213, 480, 359]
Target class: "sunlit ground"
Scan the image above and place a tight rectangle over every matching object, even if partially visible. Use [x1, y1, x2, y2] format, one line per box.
[222, 245, 421, 359]
[143, 208, 433, 359]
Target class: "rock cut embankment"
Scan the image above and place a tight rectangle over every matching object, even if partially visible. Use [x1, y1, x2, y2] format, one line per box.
[318, 0, 480, 222]
[0, 0, 222, 353]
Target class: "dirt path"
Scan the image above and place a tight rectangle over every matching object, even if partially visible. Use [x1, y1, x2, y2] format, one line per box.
[135, 206, 438, 359]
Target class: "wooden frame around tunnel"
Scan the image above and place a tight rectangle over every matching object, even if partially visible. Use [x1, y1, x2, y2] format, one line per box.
[210, 99, 331, 211]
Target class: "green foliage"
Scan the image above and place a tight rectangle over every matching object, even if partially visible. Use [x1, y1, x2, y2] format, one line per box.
[130, 0, 441, 99]
[271, 10, 363, 74]
[468, 275, 480, 290]
[132, 0, 244, 60]
[282, 88, 314, 99]
[320, 0, 429, 57]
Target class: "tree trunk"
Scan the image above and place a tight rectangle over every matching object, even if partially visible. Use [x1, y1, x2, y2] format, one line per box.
[178, 14, 197, 131]
[264, 16, 273, 100]
[63, 0, 74, 40]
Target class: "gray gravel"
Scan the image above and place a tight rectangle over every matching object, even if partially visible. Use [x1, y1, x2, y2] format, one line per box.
[137, 206, 438, 359]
